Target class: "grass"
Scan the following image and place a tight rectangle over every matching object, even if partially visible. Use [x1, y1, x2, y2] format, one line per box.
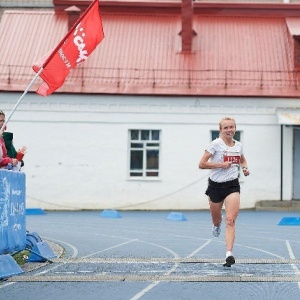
[12, 250, 30, 266]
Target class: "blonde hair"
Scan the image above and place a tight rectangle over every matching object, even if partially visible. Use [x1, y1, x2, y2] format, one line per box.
[219, 117, 236, 130]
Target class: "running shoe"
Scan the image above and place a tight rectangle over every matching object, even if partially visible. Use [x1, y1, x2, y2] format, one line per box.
[212, 225, 221, 237]
[223, 255, 235, 267]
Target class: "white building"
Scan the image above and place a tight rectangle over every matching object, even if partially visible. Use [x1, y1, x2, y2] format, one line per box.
[1, 92, 299, 210]
[0, 1, 300, 210]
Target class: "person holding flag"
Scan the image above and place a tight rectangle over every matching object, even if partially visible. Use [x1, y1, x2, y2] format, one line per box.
[0, 110, 26, 171]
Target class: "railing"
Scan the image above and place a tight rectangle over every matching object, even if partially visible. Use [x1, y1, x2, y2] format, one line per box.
[1, 64, 299, 90]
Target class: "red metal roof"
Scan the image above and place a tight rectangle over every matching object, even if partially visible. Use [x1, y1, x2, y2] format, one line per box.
[0, 3, 300, 97]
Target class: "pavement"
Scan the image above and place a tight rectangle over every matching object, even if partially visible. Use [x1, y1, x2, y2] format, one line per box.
[1, 210, 300, 300]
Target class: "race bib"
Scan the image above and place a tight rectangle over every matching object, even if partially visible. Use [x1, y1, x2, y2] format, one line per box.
[223, 152, 240, 165]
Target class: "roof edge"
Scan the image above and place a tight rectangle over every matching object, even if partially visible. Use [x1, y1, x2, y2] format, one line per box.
[52, 1, 300, 16]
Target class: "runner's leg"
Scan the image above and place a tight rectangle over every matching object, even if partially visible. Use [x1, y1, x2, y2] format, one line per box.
[224, 192, 240, 252]
[209, 199, 223, 227]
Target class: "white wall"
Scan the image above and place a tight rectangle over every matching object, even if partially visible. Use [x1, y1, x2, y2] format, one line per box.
[0, 92, 298, 210]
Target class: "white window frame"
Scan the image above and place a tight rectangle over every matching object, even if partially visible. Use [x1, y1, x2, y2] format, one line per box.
[128, 129, 161, 179]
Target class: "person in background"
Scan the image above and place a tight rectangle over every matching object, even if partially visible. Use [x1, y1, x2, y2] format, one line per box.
[3, 131, 26, 168]
[198, 117, 250, 267]
[0, 110, 26, 171]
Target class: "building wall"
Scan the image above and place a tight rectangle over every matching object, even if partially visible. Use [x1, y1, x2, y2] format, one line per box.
[0, 92, 297, 210]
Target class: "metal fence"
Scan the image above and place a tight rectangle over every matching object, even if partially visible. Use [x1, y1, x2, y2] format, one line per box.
[1, 64, 299, 91]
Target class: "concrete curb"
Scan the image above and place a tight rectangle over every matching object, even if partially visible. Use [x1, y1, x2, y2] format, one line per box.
[255, 200, 300, 211]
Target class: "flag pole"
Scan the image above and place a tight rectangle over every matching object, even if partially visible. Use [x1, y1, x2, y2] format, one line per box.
[0, 0, 100, 132]
[0, 68, 43, 134]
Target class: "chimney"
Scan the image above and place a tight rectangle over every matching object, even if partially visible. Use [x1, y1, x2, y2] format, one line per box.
[65, 6, 82, 31]
[180, 0, 195, 53]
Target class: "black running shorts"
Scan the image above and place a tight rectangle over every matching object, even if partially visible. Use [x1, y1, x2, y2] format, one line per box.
[205, 178, 240, 203]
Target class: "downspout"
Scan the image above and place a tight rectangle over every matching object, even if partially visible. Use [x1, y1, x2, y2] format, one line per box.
[280, 124, 283, 201]
[181, 0, 195, 53]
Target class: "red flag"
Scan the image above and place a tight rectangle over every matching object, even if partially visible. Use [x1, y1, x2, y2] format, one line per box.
[33, 0, 104, 96]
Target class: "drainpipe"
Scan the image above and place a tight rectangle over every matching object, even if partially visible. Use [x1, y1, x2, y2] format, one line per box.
[280, 124, 283, 201]
[181, 0, 194, 53]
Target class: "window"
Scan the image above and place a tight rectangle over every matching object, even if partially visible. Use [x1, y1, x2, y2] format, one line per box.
[129, 130, 160, 178]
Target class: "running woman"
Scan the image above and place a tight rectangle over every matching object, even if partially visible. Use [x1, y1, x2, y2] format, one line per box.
[199, 117, 250, 267]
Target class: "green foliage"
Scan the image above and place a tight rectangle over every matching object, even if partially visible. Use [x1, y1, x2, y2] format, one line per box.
[12, 250, 30, 266]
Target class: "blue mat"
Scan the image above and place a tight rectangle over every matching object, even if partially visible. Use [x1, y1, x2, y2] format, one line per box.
[278, 217, 300, 226]
[0, 254, 24, 279]
[26, 208, 46, 215]
[100, 209, 121, 218]
[167, 212, 187, 221]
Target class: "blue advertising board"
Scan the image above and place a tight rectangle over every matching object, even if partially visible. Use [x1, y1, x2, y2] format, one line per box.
[0, 170, 26, 254]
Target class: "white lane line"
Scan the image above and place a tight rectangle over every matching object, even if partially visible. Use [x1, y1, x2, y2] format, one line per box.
[233, 242, 285, 259]
[43, 237, 79, 258]
[130, 239, 212, 300]
[0, 237, 79, 289]
[0, 282, 15, 289]
[83, 239, 139, 258]
[186, 240, 212, 258]
[129, 240, 181, 300]
[286, 240, 300, 290]
[38, 239, 139, 276]
[130, 281, 161, 300]
[30, 237, 79, 276]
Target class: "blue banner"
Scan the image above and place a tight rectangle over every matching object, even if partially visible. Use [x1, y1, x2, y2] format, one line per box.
[0, 170, 26, 254]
